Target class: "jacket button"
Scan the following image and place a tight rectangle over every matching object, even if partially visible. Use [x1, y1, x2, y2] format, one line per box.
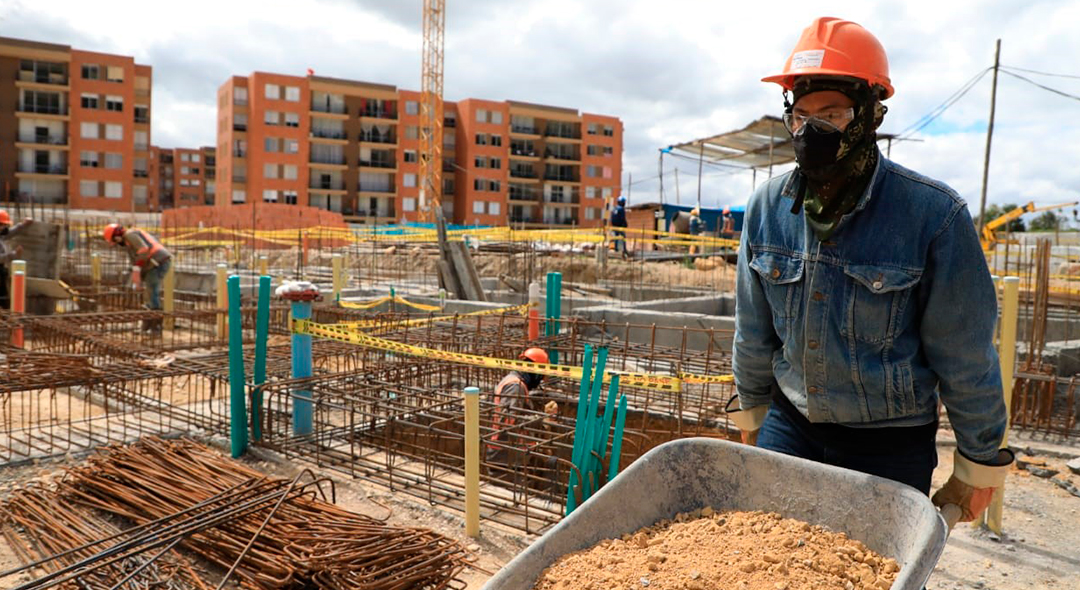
[771, 268, 781, 279]
[812, 291, 825, 301]
[808, 386, 820, 394]
[808, 340, 819, 350]
[872, 280, 883, 290]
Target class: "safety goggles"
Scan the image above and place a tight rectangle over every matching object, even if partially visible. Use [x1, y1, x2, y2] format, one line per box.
[783, 107, 855, 134]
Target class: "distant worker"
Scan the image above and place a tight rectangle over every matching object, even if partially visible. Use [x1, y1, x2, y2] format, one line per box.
[731, 17, 1012, 525]
[104, 224, 172, 332]
[688, 207, 703, 255]
[610, 196, 628, 257]
[721, 206, 736, 240]
[0, 211, 32, 310]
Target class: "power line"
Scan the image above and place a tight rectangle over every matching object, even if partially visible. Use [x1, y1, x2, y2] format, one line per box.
[1000, 69, 1080, 103]
[1001, 65, 1080, 80]
[895, 67, 992, 140]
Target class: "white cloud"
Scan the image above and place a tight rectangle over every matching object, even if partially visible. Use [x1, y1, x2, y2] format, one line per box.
[4, 0, 1078, 213]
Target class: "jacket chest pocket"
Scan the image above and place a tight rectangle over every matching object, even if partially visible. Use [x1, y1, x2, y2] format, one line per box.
[750, 252, 804, 320]
[843, 264, 921, 343]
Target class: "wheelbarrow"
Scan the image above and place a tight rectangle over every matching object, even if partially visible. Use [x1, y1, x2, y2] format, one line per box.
[483, 438, 949, 590]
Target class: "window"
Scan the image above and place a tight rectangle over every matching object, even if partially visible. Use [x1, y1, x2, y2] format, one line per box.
[134, 130, 148, 150]
[134, 105, 149, 123]
[403, 173, 417, 188]
[405, 101, 418, 115]
[264, 110, 279, 125]
[284, 112, 299, 127]
[285, 86, 300, 101]
[475, 133, 487, 145]
[585, 207, 598, 220]
[586, 186, 597, 199]
[179, 178, 190, 186]
[104, 181, 122, 198]
[490, 180, 501, 192]
[181, 166, 190, 174]
[80, 151, 99, 167]
[192, 179, 201, 186]
[81, 93, 99, 109]
[283, 165, 298, 179]
[491, 111, 503, 124]
[586, 166, 600, 178]
[491, 134, 502, 147]
[474, 156, 487, 169]
[476, 109, 487, 122]
[490, 157, 501, 170]
[81, 64, 99, 80]
[488, 202, 501, 215]
[105, 124, 123, 141]
[104, 153, 122, 169]
[603, 146, 613, 156]
[474, 178, 485, 191]
[403, 197, 416, 212]
[180, 153, 190, 162]
[265, 83, 280, 99]
[232, 189, 246, 203]
[587, 145, 601, 156]
[80, 180, 98, 197]
[192, 154, 200, 163]
[133, 185, 148, 204]
[80, 122, 99, 139]
[283, 190, 298, 204]
[284, 139, 299, 153]
[264, 138, 279, 152]
[106, 66, 123, 83]
[602, 187, 612, 199]
[404, 150, 418, 163]
[405, 125, 419, 140]
[587, 123, 598, 135]
[105, 95, 123, 112]
[473, 201, 485, 214]
[263, 189, 278, 202]
[234, 87, 248, 105]
[264, 163, 278, 179]
[603, 125, 614, 137]
[603, 166, 612, 179]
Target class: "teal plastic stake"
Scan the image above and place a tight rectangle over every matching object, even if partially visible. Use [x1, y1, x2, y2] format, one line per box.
[592, 374, 620, 496]
[252, 275, 270, 441]
[578, 347, 608, 504]
[551, 272, 562, 364]
[565, 344, 594, 515]
[608, 393, 628, 482]
[227, 275, 247, 457]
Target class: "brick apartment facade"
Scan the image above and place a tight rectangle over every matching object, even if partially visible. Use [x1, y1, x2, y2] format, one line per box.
[216, 73, 622, 227]
[0, 36, 153, 213]
[149, 145, 215, 209]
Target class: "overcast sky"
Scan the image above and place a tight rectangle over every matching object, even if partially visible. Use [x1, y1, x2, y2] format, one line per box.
[4, 0, 1079, 216]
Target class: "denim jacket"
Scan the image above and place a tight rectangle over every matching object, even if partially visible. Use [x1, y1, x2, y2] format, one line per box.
[732, 153, 1007, 462]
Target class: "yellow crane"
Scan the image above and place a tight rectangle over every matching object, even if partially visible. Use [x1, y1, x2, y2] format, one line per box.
[981, 200, 1078, 250]
[419, 0, 446, 222]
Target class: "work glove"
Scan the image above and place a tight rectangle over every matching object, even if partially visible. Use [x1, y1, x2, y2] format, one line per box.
[726, 396, 769, 446]
[932, 448, 1015, 524]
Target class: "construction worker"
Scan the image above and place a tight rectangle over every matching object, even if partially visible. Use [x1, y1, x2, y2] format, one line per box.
[721, 206, 735, 240]
[0, 211, 32, 310]
[688, 207, 703, 255]
[731, 17, 1012, 524]
[103, 223, 172, 332]
[487, 348, 558, 487]
[610, 196, 628, 257]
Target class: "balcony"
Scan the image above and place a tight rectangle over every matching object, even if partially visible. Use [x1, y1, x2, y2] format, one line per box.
[544, 173, 579, 183]
[18, 163, 68, 175]
[544, 149, 580, 161]
[511, 125, 539, 135]
[134, 170, 149, 178]
[358, 184, 395, 194]
[233, 123, 247, 131]
[359, 159, 395, 170]
[510, 168, 538, 180]
[360, 108, 396, 120]
[544, 125, 581, 140]
[18, 70, 68, 86]
[310, 155, 347, 167]
[232, 175, 247, 183]
[17, 103, 66, 116]
[311, 103, 347, 115]
[135, 143, 149, 152]
[542, 216, 578, 226]
[509, 215, 536, 224]
[544, 192, 581, 205]
[309, 180, 345, 191]
[310, 129, 347, 140]
[510, 144, 539, 158]
[444, 117, 456, 128]
[17, 133, 67, 146]
[359, 131, 396, 145]
[509, 185, 540, 201]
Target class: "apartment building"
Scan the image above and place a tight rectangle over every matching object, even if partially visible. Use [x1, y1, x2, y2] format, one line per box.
[149, 146, 216, 209]
[0, 36, 153, 213]
[216, 72, 622, 227]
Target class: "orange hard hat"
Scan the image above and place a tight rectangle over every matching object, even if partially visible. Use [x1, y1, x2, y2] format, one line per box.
[0, 210, 10, 225]
[762, 17, 893, 100]
[520, 347, 550, 364]
[103, 223, 123, 243]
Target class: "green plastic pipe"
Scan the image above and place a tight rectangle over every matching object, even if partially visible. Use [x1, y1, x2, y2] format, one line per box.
[578, 347, 608, 504]
[608, 393, 628, 482]
[592, 374, 620, 496]
[566, 344, 594, 515]
[252, 275, 271, 441]
[227, 275, 247, 458]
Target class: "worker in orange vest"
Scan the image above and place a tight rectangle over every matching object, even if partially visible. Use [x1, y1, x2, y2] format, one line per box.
[104, 224, 172, 332]
[0, 210, 33, 310]
[487, 347, 559, 487]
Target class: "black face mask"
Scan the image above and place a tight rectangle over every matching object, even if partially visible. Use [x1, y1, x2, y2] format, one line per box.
[792, 121, 843, 174]
[522, 372, 543, 390]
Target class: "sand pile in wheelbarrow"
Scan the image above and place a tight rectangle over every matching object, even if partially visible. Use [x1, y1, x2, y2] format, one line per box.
[532, 509, 900, 590]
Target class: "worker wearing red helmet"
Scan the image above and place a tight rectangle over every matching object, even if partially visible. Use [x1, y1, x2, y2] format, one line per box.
[731, 17, 1012, 525]
[487, 347, 555, 465]
[104, 223, 172, 332]
[0, 210, 33, 310]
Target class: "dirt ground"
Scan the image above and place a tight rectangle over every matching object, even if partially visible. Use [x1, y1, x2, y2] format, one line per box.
[0, 437, 1076, 590]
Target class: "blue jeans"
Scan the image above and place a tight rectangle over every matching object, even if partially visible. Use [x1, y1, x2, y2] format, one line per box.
[142, 258, 170, 310]
[757, 405, 938, 494]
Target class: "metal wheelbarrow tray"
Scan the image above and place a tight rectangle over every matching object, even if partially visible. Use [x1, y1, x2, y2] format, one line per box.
[484, 437, 947, 590]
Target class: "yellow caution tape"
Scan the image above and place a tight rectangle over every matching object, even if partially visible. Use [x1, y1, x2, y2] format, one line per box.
[292, 318, 733, 392]
[338, 303, 531, 330]
[338, 295, 443, 312]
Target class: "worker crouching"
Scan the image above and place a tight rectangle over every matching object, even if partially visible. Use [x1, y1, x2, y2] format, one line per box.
[104, 223, 172, 333]
[486, 347, 560, 492]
